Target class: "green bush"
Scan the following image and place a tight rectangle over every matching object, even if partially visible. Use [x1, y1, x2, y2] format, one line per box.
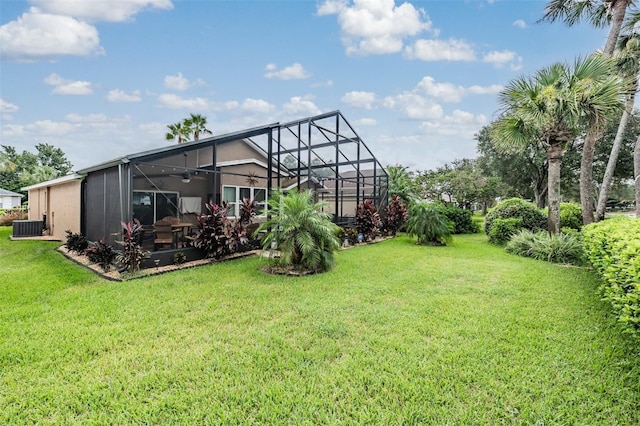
[583, 217, 640, 339]
[485, 198, 547, 244]
[488, 218, 523, 245]
[406, 202, 454, 246]
[506, 230, 585, 265]
[441, 206, 480, 234]
[560, 203, 583, 231]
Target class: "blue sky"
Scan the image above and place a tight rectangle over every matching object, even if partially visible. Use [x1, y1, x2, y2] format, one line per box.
[1, 0, 609, 172]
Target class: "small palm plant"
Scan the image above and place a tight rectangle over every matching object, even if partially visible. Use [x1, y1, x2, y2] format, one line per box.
[257, 189, 340, 274]
[406, 202, 454, 246]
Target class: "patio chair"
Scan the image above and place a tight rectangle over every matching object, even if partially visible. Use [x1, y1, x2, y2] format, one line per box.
[153, 220, 175, 250]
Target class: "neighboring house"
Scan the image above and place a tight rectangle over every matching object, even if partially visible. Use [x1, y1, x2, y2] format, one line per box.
[0, 188, 23, 209]
[23, 111, 388, 247]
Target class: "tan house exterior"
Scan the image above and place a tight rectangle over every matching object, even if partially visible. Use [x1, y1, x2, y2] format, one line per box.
[23, 174, 83, 240]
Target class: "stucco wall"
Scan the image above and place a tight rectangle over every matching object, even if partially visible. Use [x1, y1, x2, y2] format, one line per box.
[28, 181, 82, 240]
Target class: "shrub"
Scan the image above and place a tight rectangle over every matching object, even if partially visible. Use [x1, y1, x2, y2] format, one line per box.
[337, 226, 359, 246]
[406, 202, 454, 246]
[64, 230, 89, 254]
[384, 195, 408, 236]
[257, 189, 340, 273]
[583, 217, 640, 339]
[485, 198, 547, 244]
[192, 200, 253, 259]
[506, 230, 585, 265]
[488, 218, 523, 245]
[173, 251, 187, 265]
[85, 238, 116, 272]
[560, 202, 583, 231]
[115, 221, 147, 273]
[355, 199, 382, 242]
[441, 205, 480, 234]
[0, 209, 28, 226]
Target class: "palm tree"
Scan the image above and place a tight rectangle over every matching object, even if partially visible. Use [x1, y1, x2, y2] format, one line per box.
[165, 121, 191, 144]
[257, 189, 340, 273]
[494, 55, 625, 234]
[386, 165, 418, 205]
[185, 113, 212, 141]
[405, 202, 454, 245]
[595, 30, 640, 219]
[541, 0, 636, 223]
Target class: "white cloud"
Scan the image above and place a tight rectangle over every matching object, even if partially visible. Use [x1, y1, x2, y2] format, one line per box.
[106, 89, 142, 103]
[239, 98, 276, 114]
[414, 76, 501, 103]
[318, 0, 433, 55]
[383, 92, 443, 120]
[30, 0, 174, 23]
[157, 93, 208, 110]
[282, 96, 322, 116]
[65, 113, 109, 123]
[513, 19, 527, 29]
[44, 73, 93, 95]
[466, 84, 504, 96]
[418, 109, 487, 137]
[264, 63, 311, 80]
[1, 99, 19, 113]
[26, 120, 78, 136]
[482, 50, 522, 69]
[353, 117, 377, 127]
[405, 38, 476, 61]
[163, 72, 204, 91]
[341, 91, 376, 109]
[0, 7, 103, 61]
[311, 80, 334, 88]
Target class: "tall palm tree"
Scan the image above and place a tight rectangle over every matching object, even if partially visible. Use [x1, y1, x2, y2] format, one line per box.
[494, 55, 625, 234]
[596, 30, 640, 219]
[165, 121, 191, 144]
[185, 113, 212, 141]
[542, 0, 636, 223]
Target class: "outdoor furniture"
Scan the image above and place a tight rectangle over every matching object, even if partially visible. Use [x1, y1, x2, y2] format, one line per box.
[153, 220, 175, 250]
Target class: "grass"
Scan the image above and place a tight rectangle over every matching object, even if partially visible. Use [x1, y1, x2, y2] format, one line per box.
[1, 226, 639, 424]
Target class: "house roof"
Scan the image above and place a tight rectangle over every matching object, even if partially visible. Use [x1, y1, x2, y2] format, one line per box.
[77, 121, 278, 174]
[21, 174, 84, 191]
[0, 188, 24, 198]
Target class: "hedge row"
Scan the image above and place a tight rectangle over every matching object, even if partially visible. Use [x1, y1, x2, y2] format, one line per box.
[583, 217, 640, 339]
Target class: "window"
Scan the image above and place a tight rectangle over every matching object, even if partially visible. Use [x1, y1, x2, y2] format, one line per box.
[222, 186, 267, 217]
[133, 191, 179, 225]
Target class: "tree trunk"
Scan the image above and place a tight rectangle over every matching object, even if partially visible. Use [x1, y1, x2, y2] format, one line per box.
[547, 144, 563, 234]
[635, 133, 640, 217]
[595, 94, 635, 221]
[580, 127, 601, 225]
[533, 172, 547, 209]
[603, 1, 629, 56]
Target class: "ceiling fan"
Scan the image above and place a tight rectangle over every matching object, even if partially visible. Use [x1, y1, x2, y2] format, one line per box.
[168, 153, 207, 182]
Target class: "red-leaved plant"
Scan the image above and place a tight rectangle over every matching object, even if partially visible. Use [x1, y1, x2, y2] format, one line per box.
[355, 199, 382, 242]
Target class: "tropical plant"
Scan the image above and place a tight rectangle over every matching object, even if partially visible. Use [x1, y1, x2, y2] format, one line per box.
[0, 208, 28, 226]
[115, 221, 147, 273]
[542, 0, 635, 224]
[173, 251, 187, 265]
[355, 199, 382, 242]
[165, 121, 191, 144]
[257, 189, 340, 273]
[494, 54, 625, 233]
[185, 113, 212, 141]
[64, 229, 88, 254]
[192, 201, 247, 259]
[384, 195, 408, 236]
[506, 229, 585, 265]
[559, 202, 583, 230]
[406, 201, 454, 246]
[386, 165, 418, 204]
[337, 226, 359, 246]
[85, 238, 116, 272]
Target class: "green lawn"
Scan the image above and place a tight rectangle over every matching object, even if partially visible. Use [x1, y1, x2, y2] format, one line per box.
[1, 226, 639, 424]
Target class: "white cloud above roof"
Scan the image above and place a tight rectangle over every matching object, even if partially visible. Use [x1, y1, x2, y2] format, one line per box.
[107, 89, 142, 103]
[156, 93, 208, 110]
[0, 8, 103, 61]
[318, 0, 433, 55]
[341, 91, 377, 109]
[405, 38, 476, 61]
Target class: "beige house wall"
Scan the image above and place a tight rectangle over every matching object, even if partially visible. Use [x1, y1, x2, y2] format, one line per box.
[28, 181, 81, 240]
